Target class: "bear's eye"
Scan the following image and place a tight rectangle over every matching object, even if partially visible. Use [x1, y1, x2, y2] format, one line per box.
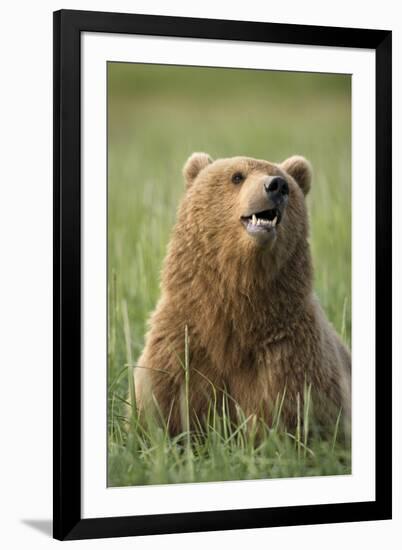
[232, 172, 245, 185]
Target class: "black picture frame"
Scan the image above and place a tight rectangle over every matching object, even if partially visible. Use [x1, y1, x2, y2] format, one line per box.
[53, 9, 392, 541]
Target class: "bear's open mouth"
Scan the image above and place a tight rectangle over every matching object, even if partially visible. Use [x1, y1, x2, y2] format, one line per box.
[241, 208, 282, 232]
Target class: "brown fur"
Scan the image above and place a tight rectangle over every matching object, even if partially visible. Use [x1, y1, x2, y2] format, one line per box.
[134, 153, 351, 434]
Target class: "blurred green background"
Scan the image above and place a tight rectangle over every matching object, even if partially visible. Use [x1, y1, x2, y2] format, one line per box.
[107, 63, 351, 486]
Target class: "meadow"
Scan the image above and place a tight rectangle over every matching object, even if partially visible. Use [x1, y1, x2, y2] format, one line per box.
[107, 63, 351, 487]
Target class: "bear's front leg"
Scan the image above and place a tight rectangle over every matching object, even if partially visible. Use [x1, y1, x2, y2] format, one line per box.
[134, 321, 223, 436]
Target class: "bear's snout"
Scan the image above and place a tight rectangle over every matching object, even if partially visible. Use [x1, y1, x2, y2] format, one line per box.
[264, 176, 289, 207]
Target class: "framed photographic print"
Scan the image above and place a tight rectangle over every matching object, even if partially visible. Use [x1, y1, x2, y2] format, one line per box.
[53, 9, 392, 541]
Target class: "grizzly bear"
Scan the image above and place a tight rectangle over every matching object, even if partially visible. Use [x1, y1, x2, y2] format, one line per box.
[134, 153, 351, 435]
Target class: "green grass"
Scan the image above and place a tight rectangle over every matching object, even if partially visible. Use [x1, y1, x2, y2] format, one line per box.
[107, 63, 351, 487]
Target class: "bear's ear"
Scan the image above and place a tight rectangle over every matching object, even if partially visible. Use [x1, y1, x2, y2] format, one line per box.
[281, 155, 312, 196]
[183, 152, 213, 187]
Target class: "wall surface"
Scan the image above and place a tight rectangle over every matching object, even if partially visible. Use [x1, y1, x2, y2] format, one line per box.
[0, 1, 400, 548]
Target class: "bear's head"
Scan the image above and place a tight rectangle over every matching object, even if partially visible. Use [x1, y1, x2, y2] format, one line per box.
[180, 153, 312, 273]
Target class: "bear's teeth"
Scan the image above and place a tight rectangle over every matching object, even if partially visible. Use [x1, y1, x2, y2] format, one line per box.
[272, 216, 278, 226]
[257, 219, 261, 226]
[252, 214, 257, 225]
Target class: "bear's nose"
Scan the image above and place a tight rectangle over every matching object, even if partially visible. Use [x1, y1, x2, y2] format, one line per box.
[264, 177, 289, 203]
